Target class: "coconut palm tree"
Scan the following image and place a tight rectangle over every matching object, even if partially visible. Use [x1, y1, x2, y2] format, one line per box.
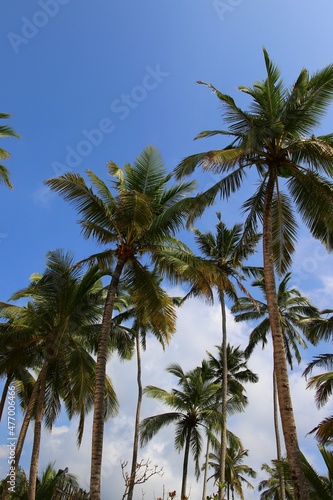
[187, 214, 260, 500]
[0, 250, 118, 500]
[140, 361, 222, 499]
[174, 50, 333, 499]
[112, 277, 178, 500]
[206, 343, 258, 499]
[45, 145, 212, 499]
[259, 460, 295, 500]
[260, 446, 333, 500]
[232, 271, 319, 493]
[0, 113, 20, 188]
[208, 442, 257, 500]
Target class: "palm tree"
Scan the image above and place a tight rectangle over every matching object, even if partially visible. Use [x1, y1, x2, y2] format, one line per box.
[140, 361, 221, 499]
[208, 442, 257, 500]
[232, 271, 319, 497]
[259, 460, 295, 499]
[188, 214, 259, 500]
[45, 145, 210, 499]
[0, 250, 118, 500]
[206, 343, 258, 499]
[261, 446, 333, 500]
[174, 50, 333, 499]
[0, 113, 20, 188]
[113, 277, 178, 500]
[0, 463, 82, 500]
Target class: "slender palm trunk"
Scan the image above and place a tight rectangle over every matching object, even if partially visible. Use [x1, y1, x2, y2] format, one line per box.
[2, 371, 42, 500]
[218, 290, 228, 500]
[28, 362, 48, 500]
[263, 172, 308, 500]
[273, 371, 286, 500]
[202, 434, 211, 500]
[0, 375, 13, 421]
[90, 256, 126, 500]
[127, 331, 142, 500]
[181, 429, 191, 499]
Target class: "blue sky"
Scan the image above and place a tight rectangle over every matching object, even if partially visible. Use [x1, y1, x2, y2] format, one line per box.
[1, 1, 333, 498]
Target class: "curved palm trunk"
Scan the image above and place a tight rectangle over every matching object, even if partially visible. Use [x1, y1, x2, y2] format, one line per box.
[181, 428, 191, 500]
[202, 434, 211, 500]
[263, 173, 308, 500]
[127, 331, 142, 500]
[219, 290, 228, 500]
[0, 375, 13, 421]
[90, 256, 126, 500]
[28, 362, 49, 500]
[273, 371, 286, 500]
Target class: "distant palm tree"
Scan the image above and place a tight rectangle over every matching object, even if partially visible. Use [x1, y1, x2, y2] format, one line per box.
[208, 442, 257, 500]
[259, 460, 295, 499]
[0, 113, 19, 188]
[140, 361, 221, 499]
[175, 49, 333, 499]
[45, 146, 205, 499]
[189, 214, 259, 500]
[260, 445, 333, 500]
[232, 272, 319, 463]
[113, 277, 178, 500]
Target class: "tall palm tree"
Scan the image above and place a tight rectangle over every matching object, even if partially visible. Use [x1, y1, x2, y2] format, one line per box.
[189, 214, 259, 500]
[175, 50, 333, 499]
[0, 250, 118, 500]
[208, 442, 257, 500]
[206, 343, 258, 499]
[140, 361, 221, 499]
[0, 113, 20, 188]
[232, 271, 319, 485]
[45, 146, 209, 499]
[113, 277, 178, 500]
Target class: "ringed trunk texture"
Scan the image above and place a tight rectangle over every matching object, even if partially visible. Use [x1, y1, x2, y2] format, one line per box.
[28, 363, 48, 500]
[201, 434, 211, 500]
[273, 371, 286, 500]
[219, 290, 228, 500]
[127, 332, 142, 500]
[3, 370, 44, 500]
[181, 429, 191, 500]
[90, 257, 126, 500]
[263, 173, 309, 500]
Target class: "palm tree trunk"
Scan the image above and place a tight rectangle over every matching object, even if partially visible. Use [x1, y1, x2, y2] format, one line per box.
[263, 172, 308, 500]
[0, 375, 13, 421]
[28, 362, 49, 500]
[181, 429, 191, 500]
[127, 331, 142, 500]
[2, 371, 41, 500]
[90, 256, 127, 500]
[219, 290, 228, 500]
[273, 371, 286, 500]
[202, 434, 211, 500]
